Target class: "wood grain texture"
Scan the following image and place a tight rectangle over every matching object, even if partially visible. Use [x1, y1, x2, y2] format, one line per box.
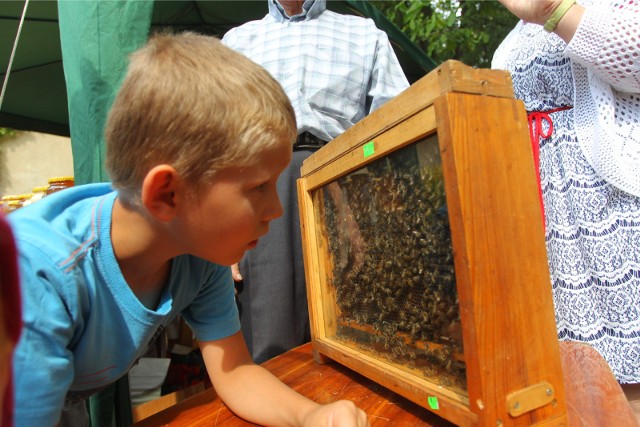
[300, 60, 514, 178]
[434, 92, 566, 426]
[622, 383, 640, 424]
[132, 343, 455, 427]
[303, 107, 437, 191]
[131, 383, 206, 423]
[298, 84, 568, 425]
[561, 341, 639, 427]
[131, 342, 638, 427]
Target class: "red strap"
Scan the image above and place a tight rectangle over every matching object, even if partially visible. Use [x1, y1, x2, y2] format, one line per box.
[526, 106, 572, 229]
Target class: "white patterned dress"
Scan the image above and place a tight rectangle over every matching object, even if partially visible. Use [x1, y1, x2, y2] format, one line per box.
[492, 0, 640, 383]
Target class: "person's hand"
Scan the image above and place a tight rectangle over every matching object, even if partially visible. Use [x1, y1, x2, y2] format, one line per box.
[498, 0, 563, 25]
[499, 0, 584, 42]
[231, 263, 242, 282]
[302, 400, 369, 427]
[231, 263, 242, 297]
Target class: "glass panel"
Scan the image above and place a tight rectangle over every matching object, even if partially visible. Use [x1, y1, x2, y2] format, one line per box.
[312, 135, 466, 394]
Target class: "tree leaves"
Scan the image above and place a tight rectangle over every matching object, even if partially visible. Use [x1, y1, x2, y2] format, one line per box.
[0, 128, 16, 141]
[373, 0, 518, 68]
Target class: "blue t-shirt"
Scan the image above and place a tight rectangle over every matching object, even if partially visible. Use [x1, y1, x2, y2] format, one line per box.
[8, 183, 240, 425]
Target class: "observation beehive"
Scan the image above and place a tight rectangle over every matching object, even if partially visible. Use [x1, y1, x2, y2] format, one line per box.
[297, 61, 568, 427]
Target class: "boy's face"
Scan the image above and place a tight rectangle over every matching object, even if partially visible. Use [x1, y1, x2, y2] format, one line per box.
[178, 140, 292, 266]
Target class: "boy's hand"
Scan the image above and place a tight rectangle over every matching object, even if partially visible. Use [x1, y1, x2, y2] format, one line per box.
[302, 400, 370, 427]
[201, 334, 368, 427]
[231, 263, 242, 281]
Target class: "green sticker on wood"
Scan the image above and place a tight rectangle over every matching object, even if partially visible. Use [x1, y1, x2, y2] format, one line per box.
[363, 141, 375, 157]
[427, 396, 439, 410]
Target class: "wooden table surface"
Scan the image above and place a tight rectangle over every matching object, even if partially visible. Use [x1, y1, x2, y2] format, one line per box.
[133, 341, 638, 427]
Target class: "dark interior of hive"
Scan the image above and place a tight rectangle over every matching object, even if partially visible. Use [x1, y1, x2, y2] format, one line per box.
[313, 135, 467, 393]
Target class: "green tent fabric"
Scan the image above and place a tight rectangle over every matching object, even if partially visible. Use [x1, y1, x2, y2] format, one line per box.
[1, 1, 436, 184]
[57, 2, 153, 421]
[54, 0, 436, 184]
[58, 0, 154, 184]
[0, 1, 436, 138]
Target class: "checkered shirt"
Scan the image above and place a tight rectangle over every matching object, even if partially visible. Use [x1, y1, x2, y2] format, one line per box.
[222, 0, 410, 142]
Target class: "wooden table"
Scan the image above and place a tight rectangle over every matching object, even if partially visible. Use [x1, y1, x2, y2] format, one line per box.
[132, 341, 638, 426]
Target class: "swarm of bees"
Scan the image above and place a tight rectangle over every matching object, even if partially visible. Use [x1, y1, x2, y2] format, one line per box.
[318, 140, 466, 390]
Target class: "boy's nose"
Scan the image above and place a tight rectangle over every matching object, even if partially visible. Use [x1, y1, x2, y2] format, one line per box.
[264, 191, 284, 222]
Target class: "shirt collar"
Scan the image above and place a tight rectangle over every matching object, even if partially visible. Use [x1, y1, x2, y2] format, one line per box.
[268, 0, 326, 22]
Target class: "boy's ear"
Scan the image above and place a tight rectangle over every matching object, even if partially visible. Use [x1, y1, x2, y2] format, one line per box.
[141, 165, 180, 221]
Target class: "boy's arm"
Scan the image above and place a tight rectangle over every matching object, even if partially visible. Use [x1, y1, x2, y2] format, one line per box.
[199, 331, 369, 427]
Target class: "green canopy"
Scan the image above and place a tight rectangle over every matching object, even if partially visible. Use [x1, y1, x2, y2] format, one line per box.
[1, 0, 436, 184]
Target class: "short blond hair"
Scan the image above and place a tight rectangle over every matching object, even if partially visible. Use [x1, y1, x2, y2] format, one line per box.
[105, 32, 296, 208]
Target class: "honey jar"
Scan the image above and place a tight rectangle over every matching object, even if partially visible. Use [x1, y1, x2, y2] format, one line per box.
[1, 194, 30, 212]
[3, 200, 21, 213]
[18, 193, 33, 207]
[46, 176, 75, 196]
[30, 186, 49, 203]
[0, 195, 18, 213]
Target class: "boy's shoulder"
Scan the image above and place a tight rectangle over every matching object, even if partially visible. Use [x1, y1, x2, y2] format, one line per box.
[7, 183, 116, 265]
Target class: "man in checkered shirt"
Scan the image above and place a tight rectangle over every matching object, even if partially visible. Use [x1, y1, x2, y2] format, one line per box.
[222, 0, 409, 364]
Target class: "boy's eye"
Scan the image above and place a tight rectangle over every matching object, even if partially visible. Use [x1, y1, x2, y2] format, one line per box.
[254, 183, 267, 192]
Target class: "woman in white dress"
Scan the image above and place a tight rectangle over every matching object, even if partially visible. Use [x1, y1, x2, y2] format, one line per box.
[492, 0, 640, 384]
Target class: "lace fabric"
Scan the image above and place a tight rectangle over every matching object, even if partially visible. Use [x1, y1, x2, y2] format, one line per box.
[567, 0, 640, 197]
[492, 0, 640, 383]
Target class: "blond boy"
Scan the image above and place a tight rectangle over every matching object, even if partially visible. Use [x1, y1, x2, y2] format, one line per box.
[8, 32, 368, 427]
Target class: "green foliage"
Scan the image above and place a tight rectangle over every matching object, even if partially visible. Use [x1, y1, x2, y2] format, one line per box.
[0, 127, 16, 141]
[374, 0, 518, 68]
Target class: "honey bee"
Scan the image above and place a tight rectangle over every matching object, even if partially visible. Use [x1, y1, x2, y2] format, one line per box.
[320, 143, 467, 382]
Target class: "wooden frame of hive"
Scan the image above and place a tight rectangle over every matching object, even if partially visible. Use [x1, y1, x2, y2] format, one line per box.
[297, 60, 568, 427]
